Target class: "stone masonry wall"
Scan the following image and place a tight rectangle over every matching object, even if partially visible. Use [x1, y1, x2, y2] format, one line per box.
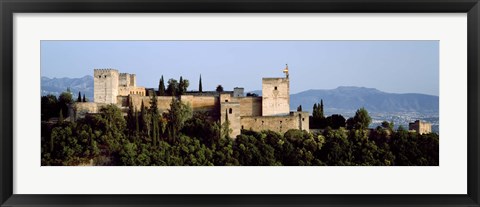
[220, 102, 241, 138]
[240, 112, 309, 134]
[127, 95, 218, 114]
[238, 97, 262, 116]
[262, 77, 289, 116]
[72, 102, 108, 120]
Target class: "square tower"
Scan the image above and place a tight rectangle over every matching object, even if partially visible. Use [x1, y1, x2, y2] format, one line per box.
[129, 74, 136, 87]
[94, 69, 119, 104]
[262, 77, 290, 116]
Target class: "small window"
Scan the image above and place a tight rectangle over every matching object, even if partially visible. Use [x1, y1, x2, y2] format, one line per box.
[98, 75, 101, 78]
[229, 108, 233, 114]
[225, 100, 228, 102]
[241, 125, 244, 130]
[280, 121, 282, 124]
[274, 86, 278, 90]
[262, 121, 264, 125]
[104, 75, 107, 78]
[302, 118, 305, 121]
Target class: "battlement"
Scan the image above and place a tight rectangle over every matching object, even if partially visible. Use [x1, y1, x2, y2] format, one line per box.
[262, 77, 288, 81]
[94, 68, 119, 73]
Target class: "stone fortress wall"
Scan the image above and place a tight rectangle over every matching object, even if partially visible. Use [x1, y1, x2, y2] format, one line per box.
[76, 66, 309, 138]
[240, 112, 310, 134]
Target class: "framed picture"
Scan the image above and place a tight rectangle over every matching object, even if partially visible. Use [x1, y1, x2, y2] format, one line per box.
[1, 0, 479, 206]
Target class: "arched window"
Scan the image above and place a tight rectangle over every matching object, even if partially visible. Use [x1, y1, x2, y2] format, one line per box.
[229, 108, 232, 114]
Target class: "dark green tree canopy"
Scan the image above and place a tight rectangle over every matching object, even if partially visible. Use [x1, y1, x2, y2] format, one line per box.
[166, 79, 178, 96]
[353, 107, 371, 129]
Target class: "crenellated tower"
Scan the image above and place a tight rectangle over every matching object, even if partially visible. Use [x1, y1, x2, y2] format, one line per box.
[262, 64, 290, 116]
[94, 69, 119, 104]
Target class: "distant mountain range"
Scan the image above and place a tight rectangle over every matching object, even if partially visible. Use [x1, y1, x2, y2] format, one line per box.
[41, 76, 438, 116]
[289, 86, 438, 115]
[41, 76, 94, 101]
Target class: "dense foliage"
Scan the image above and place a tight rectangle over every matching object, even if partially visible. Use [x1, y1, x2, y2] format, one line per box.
[41, 96, 439, 166]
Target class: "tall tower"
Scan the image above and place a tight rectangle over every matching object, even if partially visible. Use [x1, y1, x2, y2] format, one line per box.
[262, 65, 290, 116]
[94, 69, 119, 104]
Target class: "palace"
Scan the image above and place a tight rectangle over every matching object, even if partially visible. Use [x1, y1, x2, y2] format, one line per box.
[72, 65, 309, 138]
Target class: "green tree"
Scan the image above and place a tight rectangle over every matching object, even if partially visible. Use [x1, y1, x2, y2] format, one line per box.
[199, 74, 203, 93]
[313, 100, 325, 119]
[150, 93, 160, 147]
[82, 94, 87, 102]
[158, 75, 166, 96]
[59, 110, 64, 123]
[165, 98, 192, 142]
[140, 100, 150, 137]
[325, 114, 346, 129]
[41, 94, 59, 121]
[216, 85, 224, 92]
[222, 109, 232, 139]
[381, 121, 394, 131]
[178, 76, 189, 95]
[77, 92, 82, 102]
[319, 99, 324, 118]
[297, 105, 302, 112]
[166, 79, 178, 96]
[135, 109, 140, 137]
[311, 99, 326, 129]
[353, 107, 371, 129]
[58, 90, 73, 118]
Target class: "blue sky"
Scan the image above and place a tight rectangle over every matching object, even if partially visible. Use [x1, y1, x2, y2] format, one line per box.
[41, 40, 439, 96]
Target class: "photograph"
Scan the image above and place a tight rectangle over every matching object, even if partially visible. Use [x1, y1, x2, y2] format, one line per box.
[40, 40, 439, 166]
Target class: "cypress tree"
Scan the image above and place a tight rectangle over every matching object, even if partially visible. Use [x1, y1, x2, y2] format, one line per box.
[140, 100, 146, 132]
[223, 109, 230, 139]
[159, 75, 165, 96]
[127, 102, 135, 132]
[82, 94, 86, 102]
[135, 109, 140, 139]
[199, 74, 203, 93]
[179, 76, 184, 95]
[50, 133, 54, 152]
[320, 99, 324, 118]
[59, 109, 64, 123]
[152, 115, 157, 147]
[77, 92, 82, 102]
[150, 92, 159, 146]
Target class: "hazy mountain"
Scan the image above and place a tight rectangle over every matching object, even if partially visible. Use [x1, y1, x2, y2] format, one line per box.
[41, 75, 94, 101]
[290, 86, 438, 114]
[247, 90, 262, 96]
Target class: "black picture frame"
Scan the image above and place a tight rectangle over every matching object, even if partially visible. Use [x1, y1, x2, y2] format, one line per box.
[1, 0, 479, 206]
